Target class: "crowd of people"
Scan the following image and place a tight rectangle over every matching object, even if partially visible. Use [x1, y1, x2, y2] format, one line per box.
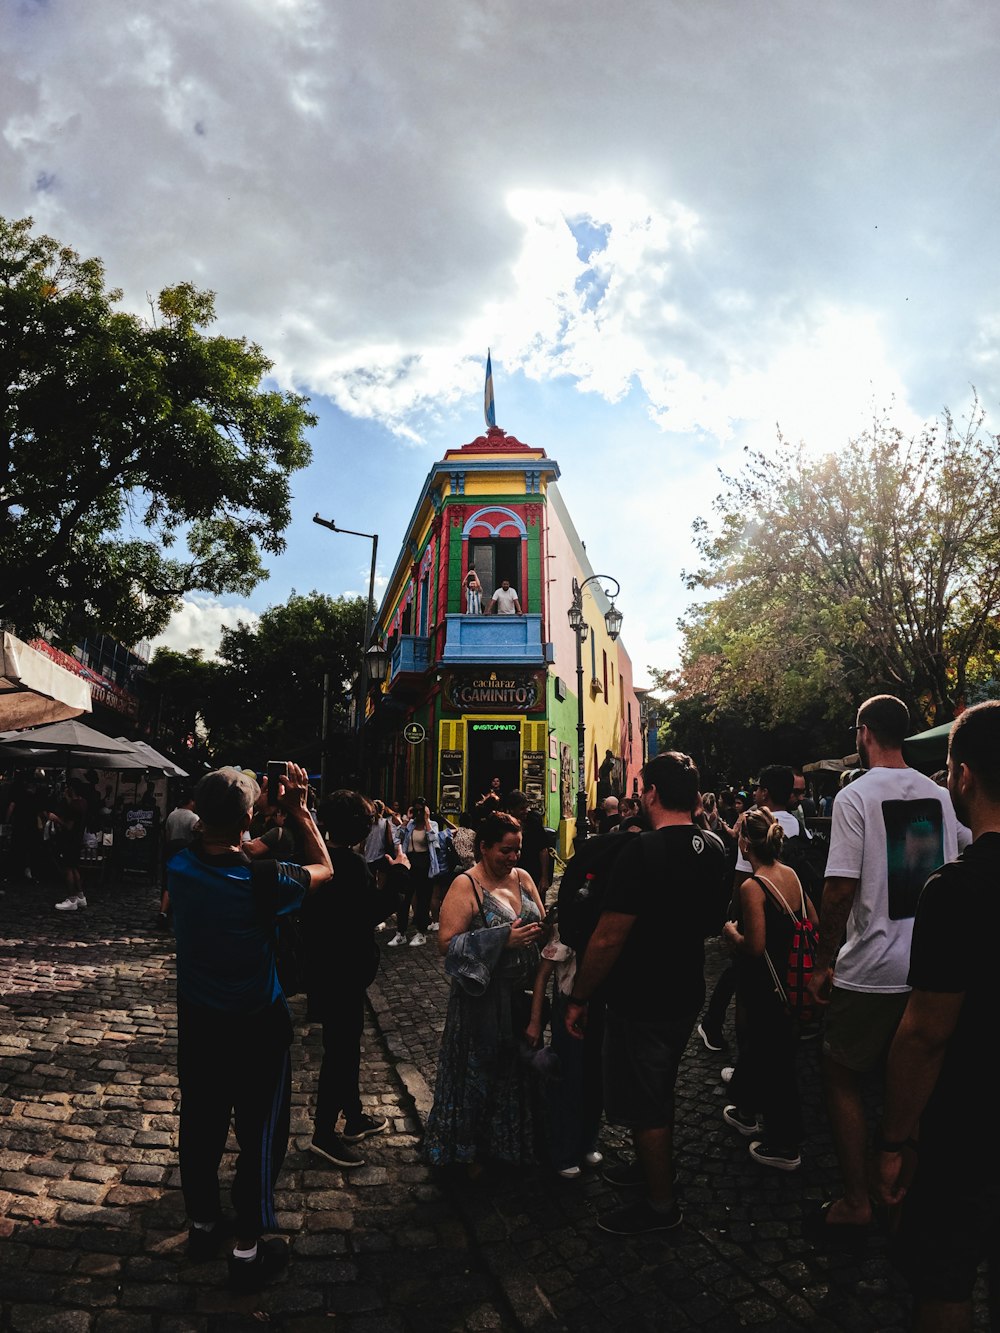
[0, 768, 161, 911]
[2, 691, 994, 1329]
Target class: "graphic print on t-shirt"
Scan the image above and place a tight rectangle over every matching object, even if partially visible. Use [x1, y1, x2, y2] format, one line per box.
[882, 799, 944, 920]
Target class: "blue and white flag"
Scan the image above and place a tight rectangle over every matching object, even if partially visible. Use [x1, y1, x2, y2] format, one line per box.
[484, 350, 496, 428]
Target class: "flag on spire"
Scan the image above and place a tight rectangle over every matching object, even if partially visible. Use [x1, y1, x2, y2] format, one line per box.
[484, 350, 496, 429]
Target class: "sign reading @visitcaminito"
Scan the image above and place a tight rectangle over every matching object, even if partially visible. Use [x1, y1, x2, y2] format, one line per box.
[403, 722, 426, 744]
[446, 670, 541, 712]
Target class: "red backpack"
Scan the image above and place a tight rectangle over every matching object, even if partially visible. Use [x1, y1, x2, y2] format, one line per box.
[753, 873, 818, 1023]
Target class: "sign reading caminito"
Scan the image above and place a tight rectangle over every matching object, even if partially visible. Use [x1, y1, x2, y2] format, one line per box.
[446, 670, 540, 711]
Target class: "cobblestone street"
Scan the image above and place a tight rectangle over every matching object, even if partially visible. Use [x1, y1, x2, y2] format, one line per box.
[0, 873, 964, 1332]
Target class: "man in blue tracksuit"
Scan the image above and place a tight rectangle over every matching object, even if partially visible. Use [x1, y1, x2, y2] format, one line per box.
[168, 762, 332, 1291]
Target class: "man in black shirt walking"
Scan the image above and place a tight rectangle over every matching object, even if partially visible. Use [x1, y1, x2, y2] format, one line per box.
[565, 752, 728, 1236]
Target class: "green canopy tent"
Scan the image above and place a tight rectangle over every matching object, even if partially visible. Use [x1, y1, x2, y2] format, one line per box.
[901, 721, 953, 775]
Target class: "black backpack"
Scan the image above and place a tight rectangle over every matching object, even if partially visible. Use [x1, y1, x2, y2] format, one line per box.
[556, 832, 656, 953]
[557, 826, 731, 955]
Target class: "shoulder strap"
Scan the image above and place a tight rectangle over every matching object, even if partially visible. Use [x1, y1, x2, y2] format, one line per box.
[752, 871, 805, 920]
[455, 870, 486, 921]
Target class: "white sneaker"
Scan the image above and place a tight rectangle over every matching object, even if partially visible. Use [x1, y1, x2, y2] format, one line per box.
[584, 1150, 604, 1167]
[387, 932, 406, 947]
[557, 1165, 582, 1179]
[409, 932, 427, 947]
[721, 1066, 735, 1084]
[428, 921, 440, 932]
[55, 895, 85, 911]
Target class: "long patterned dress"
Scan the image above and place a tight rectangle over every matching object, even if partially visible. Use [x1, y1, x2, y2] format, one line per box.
[423, 882, 541, 1166]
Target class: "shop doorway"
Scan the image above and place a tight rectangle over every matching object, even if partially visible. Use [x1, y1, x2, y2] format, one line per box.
[467, 720, 521, 808]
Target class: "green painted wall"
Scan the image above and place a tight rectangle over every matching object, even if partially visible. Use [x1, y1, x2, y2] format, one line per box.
[546, 671, 582, 857]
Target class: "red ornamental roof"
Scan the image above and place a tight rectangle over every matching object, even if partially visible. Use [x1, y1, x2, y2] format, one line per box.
[447, 426, 547, 455]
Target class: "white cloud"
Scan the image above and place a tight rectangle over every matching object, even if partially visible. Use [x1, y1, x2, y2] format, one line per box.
[150, 596, 259, 660]
[4, 0, 1000, 681]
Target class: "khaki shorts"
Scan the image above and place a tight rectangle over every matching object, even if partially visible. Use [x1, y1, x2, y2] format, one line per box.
[822, 988, 909, 1073]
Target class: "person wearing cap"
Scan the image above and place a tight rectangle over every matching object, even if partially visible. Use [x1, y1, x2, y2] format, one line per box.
[167, 762, 332, 1292]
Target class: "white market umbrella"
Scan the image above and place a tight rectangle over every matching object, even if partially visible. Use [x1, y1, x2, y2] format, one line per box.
[117, 738, 189, 778]
[0, 719, 138, 752]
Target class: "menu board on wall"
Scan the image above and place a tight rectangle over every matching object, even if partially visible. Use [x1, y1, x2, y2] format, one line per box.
[439, 750, 464, 814]
[521, 751, 545, 813]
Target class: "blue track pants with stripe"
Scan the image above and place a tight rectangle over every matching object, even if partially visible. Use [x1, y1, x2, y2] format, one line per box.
[177, 996, 293, 1238]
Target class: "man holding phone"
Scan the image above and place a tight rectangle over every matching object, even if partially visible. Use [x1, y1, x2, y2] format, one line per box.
[168, 762, 332, 1292]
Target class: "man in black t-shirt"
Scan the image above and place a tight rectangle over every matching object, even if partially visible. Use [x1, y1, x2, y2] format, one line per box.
[877, 702, 1000, 1331]
[565, 752, 728, 1237]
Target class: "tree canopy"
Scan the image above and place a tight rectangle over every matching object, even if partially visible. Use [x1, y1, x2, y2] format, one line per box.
[0, 216, 316, 645]
[659, 401, 1000, 773]
[146, 590, 367, 768]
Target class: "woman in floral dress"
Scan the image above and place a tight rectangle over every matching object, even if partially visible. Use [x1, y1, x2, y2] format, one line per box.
[423, 811, 546, 1167]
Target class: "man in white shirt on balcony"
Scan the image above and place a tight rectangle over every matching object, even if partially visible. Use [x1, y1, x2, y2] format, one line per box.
[489, 579, 522, 615]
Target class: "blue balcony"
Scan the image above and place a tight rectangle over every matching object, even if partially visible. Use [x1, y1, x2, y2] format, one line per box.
[390, 635, 430, 684]
[441, 613, 548, 666]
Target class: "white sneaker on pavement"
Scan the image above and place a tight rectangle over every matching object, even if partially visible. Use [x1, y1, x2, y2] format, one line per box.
[409, 932, 427, 947]
[55, 894, 86, 911]
[428, 921, 440, 932]
[387, 932, 406, 947]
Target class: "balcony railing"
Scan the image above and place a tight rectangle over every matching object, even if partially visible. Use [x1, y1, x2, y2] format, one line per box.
[441, 613, 548, 666]
[389, 635, 430, 683]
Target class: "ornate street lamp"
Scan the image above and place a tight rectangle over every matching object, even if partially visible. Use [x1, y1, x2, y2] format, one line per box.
[568, 574, 623, 842]
[366, 643, 390, 685]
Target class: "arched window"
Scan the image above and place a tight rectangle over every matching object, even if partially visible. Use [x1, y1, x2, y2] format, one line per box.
[462, 507, 527, 607]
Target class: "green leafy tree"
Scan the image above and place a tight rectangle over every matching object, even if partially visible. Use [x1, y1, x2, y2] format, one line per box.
[667, 401, 1000, 750]
[0, 216, 316, 644]
[148, 591, 367, 768]
[142, 647, 222, 767]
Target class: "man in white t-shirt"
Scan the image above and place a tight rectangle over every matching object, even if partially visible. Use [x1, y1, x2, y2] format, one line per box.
[805, 695, 960, 1245]
[733, 764, 806, 885]
[489, 579, 522, 615]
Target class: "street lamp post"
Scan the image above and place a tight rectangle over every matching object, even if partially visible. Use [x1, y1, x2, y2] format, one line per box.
[312, 514, 379, 793]
[568, 574, 623, 842]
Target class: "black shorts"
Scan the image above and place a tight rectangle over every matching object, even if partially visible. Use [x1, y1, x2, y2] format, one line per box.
[602, 1008, 696, 1130]
[896, 1142, 1000, 1304]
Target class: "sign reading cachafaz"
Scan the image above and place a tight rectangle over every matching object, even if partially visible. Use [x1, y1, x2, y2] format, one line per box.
[446, 671, 539, 710]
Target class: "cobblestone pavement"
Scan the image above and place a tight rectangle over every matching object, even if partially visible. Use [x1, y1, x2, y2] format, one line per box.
[1, 876, 988, 1331]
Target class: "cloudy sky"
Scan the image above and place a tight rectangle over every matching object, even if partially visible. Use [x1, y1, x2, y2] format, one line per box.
[4, 0, 999, 683]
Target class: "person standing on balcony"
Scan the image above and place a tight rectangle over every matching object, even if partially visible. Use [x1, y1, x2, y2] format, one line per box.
[465, 570, 483, 615]
[489, 578, 522, 615]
